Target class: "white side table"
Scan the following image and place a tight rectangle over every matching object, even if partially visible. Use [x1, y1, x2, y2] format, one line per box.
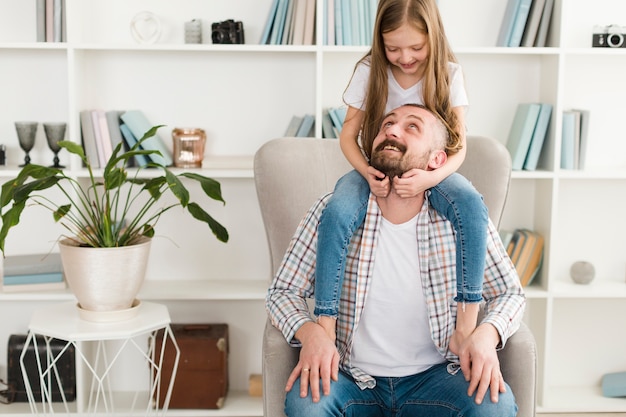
[20, 301, 179, 415]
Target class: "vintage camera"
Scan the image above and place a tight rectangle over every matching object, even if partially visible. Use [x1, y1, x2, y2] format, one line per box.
[211, 19, 244, 44]
[592, 24, 626, 48]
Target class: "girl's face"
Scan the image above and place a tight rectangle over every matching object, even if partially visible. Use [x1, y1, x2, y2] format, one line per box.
[382, 23, 430, 77]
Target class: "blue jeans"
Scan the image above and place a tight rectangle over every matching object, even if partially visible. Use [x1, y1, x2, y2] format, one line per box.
[314, 170, 488, 317]
[285, 363, 517, 417]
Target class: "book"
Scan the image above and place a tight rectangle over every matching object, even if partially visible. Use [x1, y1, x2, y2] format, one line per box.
[341, 0, 352, 45]
[328, 106, 347, 134]
[270, 0, 289, 45]
[90, 110, 108, 167]
[334, 0, 343, 45]
[560, 110, 576, 169]
[509, 229, 527, 266]
[291, 0, 307, 45]
[518, 231, 544, 286]
[523, 102, 552, 170]
[508, 0, 533, 47]
[326, 0, 335, 46]
[284, 115, 303, 136]
[573, 108, 590, 170]
[295, 114, 315, 137]
[534, 0, 554, 47]
[2, 253, 62, 276]
[119, 123, 150, 167]
[105, 110, 126, 157]
[1, 253, 66, 292]
[260, 0, 280, 44]
[281, 0, 295, 45]
[521, 0, 546, 47]
[79, 110, 100, 168]
[496, 0, 521, 46]
[36, 0, 46, 42]
[95, 110, 114, 163]
[303, 0, 316, 45]
[120, 110, 173, 166]
[45, 0, 54, 42]
[53, 0, 63, 42]
[506, 103, 541, 170]
[322, 109, 337, 138]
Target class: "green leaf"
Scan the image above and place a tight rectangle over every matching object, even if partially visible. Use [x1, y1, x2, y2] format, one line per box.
[187, 202, 229, 243]
[59, 140, 85, 158]
[104, 167, 127, 190]
[181, 172, 225, 204]
[0, 201, 26, 253]
[53, 204, 71, 222]
[165, 170, 189, 207]
[13, 177, 60, 203]
[143, 177, 166, 200]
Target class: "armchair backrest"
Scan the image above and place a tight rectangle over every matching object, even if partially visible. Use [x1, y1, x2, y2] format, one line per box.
[254, 136, 512, 276]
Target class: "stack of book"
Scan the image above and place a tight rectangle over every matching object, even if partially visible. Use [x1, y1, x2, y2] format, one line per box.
[284, 107, 347, 138]
[80, 109, 172, 168]
[36, 0, 66, 42]
[500, 229, 544, 287]
[560, 109, 590, 170]
[284, 114, 316, 137]
[1, 253, 66, 292]
[260, 0, 317, 45]
[325, 0, 378, 46]
[505, 102, 553, 171]
[497, 0, 554, 47]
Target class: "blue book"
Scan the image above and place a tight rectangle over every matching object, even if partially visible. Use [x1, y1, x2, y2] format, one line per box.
[497, 0, 521, 46]
[296, 114, 315, 137]
[341, 0, 352, 45]
[334, 0, 343, 45]
[560, 111, 576, 170]
[328, 107, 348, 134]
[506, 103, 541, 170]
[523, 103, 552, 170]
[508, 0, 533, 47]
[3, 272, 64, 286]
[270, 0, 289, 45]
[120, 110, 172, 166]
[260, 0, 280, 44]
[3, 253, 62, 276]
[119, 123, 150, 167]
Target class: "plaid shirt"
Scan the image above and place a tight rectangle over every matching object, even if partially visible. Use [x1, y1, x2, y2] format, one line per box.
[266, 192, 526, 389]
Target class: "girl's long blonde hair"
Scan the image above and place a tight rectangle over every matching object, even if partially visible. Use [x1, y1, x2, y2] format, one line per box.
[348, 0, 462, 159]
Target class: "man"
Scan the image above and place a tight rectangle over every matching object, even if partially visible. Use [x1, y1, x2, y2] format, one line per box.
[266, 104, 525, 417]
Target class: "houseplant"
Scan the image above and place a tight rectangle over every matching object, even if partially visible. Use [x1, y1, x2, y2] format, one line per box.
[0, 125, 228, 316]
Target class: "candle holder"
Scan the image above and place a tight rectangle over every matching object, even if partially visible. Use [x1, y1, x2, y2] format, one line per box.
[43, 122, 67, 168]
[172, 128, 206, 168]
[15, 122, 38, 166]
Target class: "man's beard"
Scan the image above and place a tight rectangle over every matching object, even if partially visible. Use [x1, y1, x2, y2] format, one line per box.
[370, 139, 429, 179]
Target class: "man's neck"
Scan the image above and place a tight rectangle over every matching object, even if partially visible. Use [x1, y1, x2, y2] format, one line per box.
[375, 190, 425, 225]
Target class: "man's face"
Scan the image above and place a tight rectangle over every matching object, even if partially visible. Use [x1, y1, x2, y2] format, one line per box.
[370, 105, 442, 179]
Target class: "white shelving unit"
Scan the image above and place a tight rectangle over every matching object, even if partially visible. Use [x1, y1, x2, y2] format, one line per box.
[0, 0, 625, 414]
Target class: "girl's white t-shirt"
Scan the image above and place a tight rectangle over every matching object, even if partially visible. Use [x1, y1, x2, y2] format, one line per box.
[343, 58, 469, 113]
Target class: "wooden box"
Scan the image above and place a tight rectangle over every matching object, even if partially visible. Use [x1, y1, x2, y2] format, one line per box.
[4, 334, 75, 403]
[153, 324, 228, 409]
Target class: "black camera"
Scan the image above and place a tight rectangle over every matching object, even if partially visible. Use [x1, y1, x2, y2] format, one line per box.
[211, 19, 244, 44]
[592, 24, 626, 48]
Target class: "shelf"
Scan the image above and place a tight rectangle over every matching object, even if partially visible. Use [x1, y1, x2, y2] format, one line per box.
[550, 281, 626, 299]
[0, 390, 262, 417]
[539, 386, 626, 413]
[0, 280, 267, 302]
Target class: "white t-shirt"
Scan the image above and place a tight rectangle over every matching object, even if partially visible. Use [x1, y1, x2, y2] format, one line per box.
[351, 215, 445, 377]
[343, 58, 469, 113]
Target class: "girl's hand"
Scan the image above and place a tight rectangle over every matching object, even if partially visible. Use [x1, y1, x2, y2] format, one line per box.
[393, 168, 435, 198]
[366, 166, 389, 197]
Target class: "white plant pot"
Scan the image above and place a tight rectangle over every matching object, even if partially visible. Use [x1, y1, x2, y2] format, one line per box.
[58, 237, 151, 314]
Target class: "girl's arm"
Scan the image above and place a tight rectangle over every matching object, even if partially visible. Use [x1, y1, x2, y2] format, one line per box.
[339, 106, 389, 197]
[393, 106, 467, 197]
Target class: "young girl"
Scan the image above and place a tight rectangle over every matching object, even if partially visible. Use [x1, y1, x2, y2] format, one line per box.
[314, 0, 488, 354]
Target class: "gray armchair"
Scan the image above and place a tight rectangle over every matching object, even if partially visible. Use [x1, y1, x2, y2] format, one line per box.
[254, 136, 537, 417]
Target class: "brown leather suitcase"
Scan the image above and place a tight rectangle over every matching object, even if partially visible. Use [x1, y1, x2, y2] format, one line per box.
[153, 323, 228, 409]
[2, 334, 75, 403]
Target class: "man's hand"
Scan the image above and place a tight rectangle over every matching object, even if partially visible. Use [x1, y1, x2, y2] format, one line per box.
[455, 324, 506, 405]
[393, 168, 435, 198]
[366, 166, 390, 198]
[285, 322, 340, 402]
